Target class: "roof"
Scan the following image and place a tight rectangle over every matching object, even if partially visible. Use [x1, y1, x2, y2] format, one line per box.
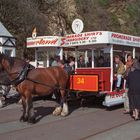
[27, 31, 140, 48]
[0, 21, 13, 37]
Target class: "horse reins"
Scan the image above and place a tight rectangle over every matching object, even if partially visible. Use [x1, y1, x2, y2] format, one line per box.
[26, 77, 70, 92]
[0, 65, 70, 92]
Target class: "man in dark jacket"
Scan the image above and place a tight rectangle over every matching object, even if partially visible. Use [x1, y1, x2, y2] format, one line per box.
[127, 59, 140, 120]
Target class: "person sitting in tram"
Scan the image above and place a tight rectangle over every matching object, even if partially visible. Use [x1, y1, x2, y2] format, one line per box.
[86, 57, 92, 67]
[125, 54, 133, 74]
[68, 56, 75, 73]
[78, 55, 86, 68]
[97, 56, 105, 67]
[114, 55, 125, 92]
[58, 60, 73, 74]
[51, 55, 60, 67]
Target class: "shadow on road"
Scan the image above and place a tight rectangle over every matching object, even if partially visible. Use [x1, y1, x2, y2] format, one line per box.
[1, 94, 124, 123]
[34, 106, 55, 123]
[2, 96, 20, 107]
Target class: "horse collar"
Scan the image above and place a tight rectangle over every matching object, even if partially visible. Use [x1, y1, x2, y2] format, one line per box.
[10, 64, 30, 86]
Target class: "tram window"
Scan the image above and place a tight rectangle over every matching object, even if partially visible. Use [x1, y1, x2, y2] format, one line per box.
[96, 49, 110, 67]
[97, 55, 110, 67]
[37, 51, 46, 61]
[86, 57, 92, 67]
[76, 49, 110, 68]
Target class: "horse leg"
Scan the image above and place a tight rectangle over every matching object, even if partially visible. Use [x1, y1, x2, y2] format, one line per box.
[53, 87, 69, 116]
[60, 90, 69, 117]
[27, 97, 36, 123]
[20, 96, 28, 122]
[52, 89, 62, 116]
[52, 105, 62, 116]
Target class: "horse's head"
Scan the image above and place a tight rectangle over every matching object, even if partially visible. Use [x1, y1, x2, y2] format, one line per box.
[0, 52, 14, 72]
[0, 52, 5, 72]
[0, 53, 11, 84]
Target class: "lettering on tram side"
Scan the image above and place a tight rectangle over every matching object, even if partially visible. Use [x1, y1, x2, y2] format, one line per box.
[36, 38, 58, 45]
[65, 31, 103, 46]
[110, 32, 140, 47]
[77, 77, 85, 84]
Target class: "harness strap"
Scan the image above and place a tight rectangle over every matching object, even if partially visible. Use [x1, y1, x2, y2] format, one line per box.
[0, 64, 31, 86]
[26, 77, 70, 92]
[0, 65, 70, 92]
[10, 64, 31, 86]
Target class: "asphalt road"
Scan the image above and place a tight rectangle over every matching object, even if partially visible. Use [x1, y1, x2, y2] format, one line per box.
[0, 98, 140, 140]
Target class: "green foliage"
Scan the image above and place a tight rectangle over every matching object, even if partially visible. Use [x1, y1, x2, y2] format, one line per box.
[111, 14, 118, 24]
[98, 0, 109, 7]
[110, 14, 121, 31]
[1, 0, 140, 58]
[127, 4, 139, 19]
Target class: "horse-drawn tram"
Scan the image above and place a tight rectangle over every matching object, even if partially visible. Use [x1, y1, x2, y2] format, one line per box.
[27, 31, 140, 107]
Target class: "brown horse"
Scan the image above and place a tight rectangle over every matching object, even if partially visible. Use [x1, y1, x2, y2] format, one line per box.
[0, 53, 69, 123]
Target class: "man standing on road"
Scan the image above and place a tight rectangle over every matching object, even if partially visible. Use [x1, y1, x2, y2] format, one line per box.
[124, 54, 133, 114]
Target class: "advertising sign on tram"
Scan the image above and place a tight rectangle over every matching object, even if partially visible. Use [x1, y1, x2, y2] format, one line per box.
[109, 32, 140, 47]
[64, 31, 109, 47]
[27, 36, 61, 48]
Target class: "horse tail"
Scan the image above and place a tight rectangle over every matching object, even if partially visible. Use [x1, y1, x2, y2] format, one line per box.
[65, 72, 71, 98]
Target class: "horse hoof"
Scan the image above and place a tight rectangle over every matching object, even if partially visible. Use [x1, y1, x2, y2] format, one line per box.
[28, 117, 36, 124]
[61, 111, 69, 117]
[52, 107, 62, 116]
[20, 116, 28, 122]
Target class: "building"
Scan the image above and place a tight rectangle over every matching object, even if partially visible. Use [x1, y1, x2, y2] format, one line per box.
[0, 21, 16, 56]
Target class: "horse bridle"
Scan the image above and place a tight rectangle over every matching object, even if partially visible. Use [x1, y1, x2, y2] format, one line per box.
[0, 64, 30, 86]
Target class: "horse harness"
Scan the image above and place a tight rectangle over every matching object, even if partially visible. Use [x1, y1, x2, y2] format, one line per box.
[10, 64, 32, 86]
[0, 63, 33, 86]
[0, 64, 70, 92]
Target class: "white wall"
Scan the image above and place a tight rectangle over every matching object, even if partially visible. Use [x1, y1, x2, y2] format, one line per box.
[0, 37, 16, 57]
